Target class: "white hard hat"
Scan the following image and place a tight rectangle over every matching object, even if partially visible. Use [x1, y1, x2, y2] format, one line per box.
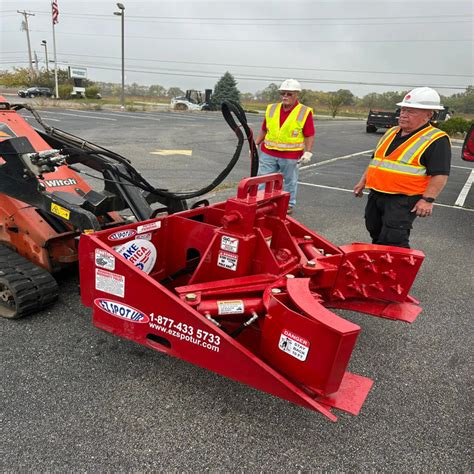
[279, 79, 302, 92]
[396, 87, 444, 110]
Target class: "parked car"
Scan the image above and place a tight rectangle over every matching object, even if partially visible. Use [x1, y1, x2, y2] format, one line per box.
[17, 87, 53, 98]
[461, 124, 474, 162]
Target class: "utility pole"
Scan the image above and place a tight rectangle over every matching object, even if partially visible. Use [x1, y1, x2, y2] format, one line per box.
[114, 3, 125, 110]
[17, 10, 35, 75]
[42, 40, 50, 72]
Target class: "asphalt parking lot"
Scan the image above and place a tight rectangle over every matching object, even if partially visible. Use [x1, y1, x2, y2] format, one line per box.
[2, 106, 473, 471]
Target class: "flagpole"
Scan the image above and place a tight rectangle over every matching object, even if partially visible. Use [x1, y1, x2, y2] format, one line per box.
[51, 1, 59, 99]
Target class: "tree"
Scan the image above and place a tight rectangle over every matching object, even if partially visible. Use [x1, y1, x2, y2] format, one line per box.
[167, 87, 184, 98]
[323, 89, 356, 117]
[256, 83, 280, 102]
[240, 92, 254, 101]
[148, 84, 166, 97]
[209, 71, 240, 110]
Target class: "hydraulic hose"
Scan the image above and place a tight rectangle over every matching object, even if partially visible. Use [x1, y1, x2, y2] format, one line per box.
[13, 101, 258, 201]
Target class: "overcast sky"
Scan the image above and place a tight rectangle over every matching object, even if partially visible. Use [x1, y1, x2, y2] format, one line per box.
[1, 0, 473, 97]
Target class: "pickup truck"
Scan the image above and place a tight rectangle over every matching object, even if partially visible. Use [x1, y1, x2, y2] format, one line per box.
[366, 107, 451, 133]
[366, 109, 400, 133]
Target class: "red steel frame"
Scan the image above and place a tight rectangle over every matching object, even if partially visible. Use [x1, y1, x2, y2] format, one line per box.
[80, 174, 424, 421]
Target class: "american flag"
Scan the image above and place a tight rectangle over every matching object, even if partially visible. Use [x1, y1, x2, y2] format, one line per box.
[52, 0, 59, 25]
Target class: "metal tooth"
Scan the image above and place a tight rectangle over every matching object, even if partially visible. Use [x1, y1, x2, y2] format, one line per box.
[358, 253, 373, 263]
[380, 252, 394, 263]
[402, 255, 417, 266]
[382, 269, 397, 281]
[307, 260, 316, 268]
[347, 283, 367, 297]
[185, 293, 197, 302]
[345, 270, 359, 280]
[271, 288, 282, 294]
[303, 235, 312, 241]
[364, 263, 378, 273]
[332, 289, 346, 300]
[391, 284, 404, 295]
[342, 261, 356, 271]
[286, 274, 295, 279]
[369, 282, 385, 292]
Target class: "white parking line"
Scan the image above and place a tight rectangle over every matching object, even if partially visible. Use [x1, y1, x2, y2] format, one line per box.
[452, 165, 473, 170]
[300, 149, 373, 170]
[40, 111, 116, 121]
[65, 109, 161, 121]
[454, 169, 474, 207]
[299, 181, 474, 212]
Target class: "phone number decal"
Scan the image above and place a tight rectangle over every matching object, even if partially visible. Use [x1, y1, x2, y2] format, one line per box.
[149, 314, 220, 351]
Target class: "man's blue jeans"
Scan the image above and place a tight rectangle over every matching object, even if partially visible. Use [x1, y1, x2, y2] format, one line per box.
[257, 151, 299, 207]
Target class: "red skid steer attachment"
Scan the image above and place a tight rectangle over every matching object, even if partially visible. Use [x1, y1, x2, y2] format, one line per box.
[79, 174, 424, 421]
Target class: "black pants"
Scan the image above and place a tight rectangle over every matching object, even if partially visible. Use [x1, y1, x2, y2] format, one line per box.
[364, 191, 421, 248]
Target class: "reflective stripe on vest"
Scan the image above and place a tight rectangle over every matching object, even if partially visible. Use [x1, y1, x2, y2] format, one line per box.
[366, 125, 448, 195]
[264, 102, 312, 152]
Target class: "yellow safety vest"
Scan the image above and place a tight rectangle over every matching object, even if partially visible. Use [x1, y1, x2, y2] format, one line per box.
[264, 102, 312, 152]
[366, 125, 448, 195]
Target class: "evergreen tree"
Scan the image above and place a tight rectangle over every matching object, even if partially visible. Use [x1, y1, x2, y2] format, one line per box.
[209, 71, 240, 110]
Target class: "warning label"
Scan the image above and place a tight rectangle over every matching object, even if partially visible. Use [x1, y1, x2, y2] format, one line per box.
[278, 329, 310, 361]
[221, 235, 239, 253]
[95, 268, 125, 298]
[217, 251, 238, 271]
[137, 221, 161, 234]
[95, 249, 115, 271]
[217, 300, 244, 315]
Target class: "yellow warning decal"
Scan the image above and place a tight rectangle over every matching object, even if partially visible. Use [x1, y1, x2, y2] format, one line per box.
[51, 203, 70, 220]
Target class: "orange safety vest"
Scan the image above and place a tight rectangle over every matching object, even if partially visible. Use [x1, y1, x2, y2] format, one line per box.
[264, 102, 312, 152]
[366, 125, 448, 195]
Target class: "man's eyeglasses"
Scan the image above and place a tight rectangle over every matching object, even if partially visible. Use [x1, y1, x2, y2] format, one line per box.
[280, 91, 295, 97]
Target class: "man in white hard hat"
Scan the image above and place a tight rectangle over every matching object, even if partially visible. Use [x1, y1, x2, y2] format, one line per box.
[354, 87, 451, 248]
[254, 79, 315, 214]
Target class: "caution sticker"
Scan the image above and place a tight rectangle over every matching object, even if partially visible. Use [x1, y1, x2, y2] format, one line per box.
[95, 268, 125, 298]
[217, 251, 238, 271]
[51, 203, 70, 220]
[217, 300, 244, 315]
[278, 329, 310, 361]
[220, 235, 239, 253]
[137, 221, 161, 234]
[95, 249, 115, 271]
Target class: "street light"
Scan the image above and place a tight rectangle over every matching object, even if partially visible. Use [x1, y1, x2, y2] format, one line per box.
[41, 40, 49, 72]
[114, 2, 125, 110]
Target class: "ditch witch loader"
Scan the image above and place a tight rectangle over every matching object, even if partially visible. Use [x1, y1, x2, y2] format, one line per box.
[0, 97, 425, 421]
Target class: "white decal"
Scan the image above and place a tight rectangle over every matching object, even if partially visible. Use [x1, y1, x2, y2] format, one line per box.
[220, 235, 239, 253]
[137, 221, 161, 234]
[217, 251, 238, 271]
[116, 239, 157, 274]
[136, 232, 152, 241]
[217, 300, 244, 315]
[94, 298, 149, 323]
[45, 178, 78, 187]
[108, 229, 136, 241]
[148, 313, 220, 352]
[95, 249, 115, 270]
[278, 329, 310, 361]
[95, 268, 125, 298]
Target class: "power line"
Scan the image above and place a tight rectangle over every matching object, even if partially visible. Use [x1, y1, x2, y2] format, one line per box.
[54, 52, 474, 79]
[26, 11, 474, 20]
[25, 30, 474, 43]
[53, 59, 470, 90]
[19, 11, 473, 26]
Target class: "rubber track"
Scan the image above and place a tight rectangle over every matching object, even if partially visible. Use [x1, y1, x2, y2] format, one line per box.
[0, 245, 58, 318]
